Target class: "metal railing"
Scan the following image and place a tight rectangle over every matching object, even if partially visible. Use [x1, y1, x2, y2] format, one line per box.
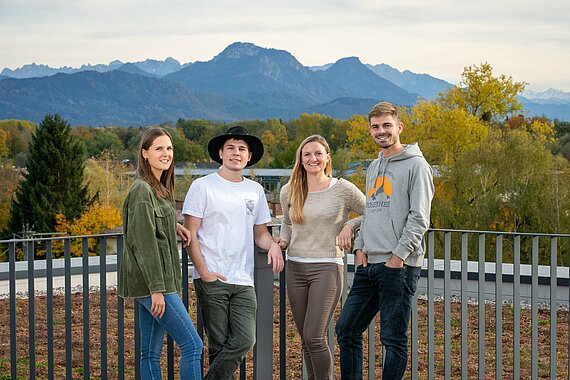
[1, 228, 570, 379]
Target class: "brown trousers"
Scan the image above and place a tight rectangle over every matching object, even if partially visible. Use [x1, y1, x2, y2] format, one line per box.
[286, 260, 343, 380]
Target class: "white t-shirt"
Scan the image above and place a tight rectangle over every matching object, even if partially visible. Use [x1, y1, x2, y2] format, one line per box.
[182, 172, 272, 286]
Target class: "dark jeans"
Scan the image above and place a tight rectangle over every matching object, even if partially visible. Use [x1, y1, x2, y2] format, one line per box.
[335, 263, 421, 380]
[194, 279, 257, 380]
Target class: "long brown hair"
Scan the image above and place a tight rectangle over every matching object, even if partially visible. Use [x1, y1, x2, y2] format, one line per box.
[136, 127, 175, 200]
[287, 135, 332, 224]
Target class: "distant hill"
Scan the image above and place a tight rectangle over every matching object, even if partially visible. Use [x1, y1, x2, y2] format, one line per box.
[0, 71, 220, 125]
[316, 57, 418, 105]
[520, 99, 570, 121]
[165, 42, 345, 109]
[522, 89, 570, 105]
[115, 63, 157, 77]
[1, 42, 568, 124]
[365, 63, 453, 100]
[299, 97, 381, 119]
[0, 58, 187, 79]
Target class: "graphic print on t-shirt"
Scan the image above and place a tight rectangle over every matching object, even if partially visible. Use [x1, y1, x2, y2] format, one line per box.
[245, 199, 256, 215]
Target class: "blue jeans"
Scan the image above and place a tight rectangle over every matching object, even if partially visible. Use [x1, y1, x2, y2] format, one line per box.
[138, 293, 203, 380]
[335, 263, 421, 380]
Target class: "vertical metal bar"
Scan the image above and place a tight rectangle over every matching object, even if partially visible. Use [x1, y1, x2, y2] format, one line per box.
[411, 290, 419, 380]
[182, 246, 189, 308]
[9, 242, 17, 380]
[328, 319, 334, 379]
[531, 236, 538, 380]
[478, 234, 485, 380]
[411, 234, 420, 380]
[513, 235, 521, 379]
[46, 241, 54, 380]
[196, 299, 204, 376]
[550, 237, 557, 380]
[100, 237, 108, 380]
[461, 233, 468, 380]
[280, 261, 287, 380]
[167, 336, 174, 380]
[27, 241, 36, 379]
[116, 236, 125, 380]
[367, 321, 375, 380]
[65, 239, 72, 380]
[495, 235, 503, 380]
[428, 231, 435, 378]
[82, 238, 90, 380]
[444, 232, 451, 380]
[239, 360, 246, 380]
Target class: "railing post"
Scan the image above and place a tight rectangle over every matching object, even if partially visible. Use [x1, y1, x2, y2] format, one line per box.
[253, 244, 274, 379]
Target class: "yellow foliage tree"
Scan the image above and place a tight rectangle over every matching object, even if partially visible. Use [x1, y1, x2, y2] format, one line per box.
[52, 203, 122, 257]
[84, 151, 133, 209]
[346, 115, 376, 160]
[401, 100, 488, 165]
[0, 129, 9, 158]
[439, 62, 527, 122]
[504, 115, 555, 144]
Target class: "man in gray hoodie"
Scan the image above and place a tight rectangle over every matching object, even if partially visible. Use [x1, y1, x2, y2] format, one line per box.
[335, 102, 434, 380]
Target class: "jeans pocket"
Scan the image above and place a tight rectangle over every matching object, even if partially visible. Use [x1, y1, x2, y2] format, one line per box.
[403, 266, 421, 295]
[380, 265, 405, 295]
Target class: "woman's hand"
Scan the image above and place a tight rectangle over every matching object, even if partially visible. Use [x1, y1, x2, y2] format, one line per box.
[336, 224, 353, 250]
[273, 236, 288, 250]
[150, 292, 166, 318]
[176, 223, 192, 247]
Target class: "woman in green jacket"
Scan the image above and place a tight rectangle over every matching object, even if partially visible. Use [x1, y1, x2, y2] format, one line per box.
[118, 127, 202, 379]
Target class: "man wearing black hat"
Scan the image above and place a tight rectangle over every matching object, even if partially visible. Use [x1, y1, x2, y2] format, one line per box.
[182, 126, 284, 380]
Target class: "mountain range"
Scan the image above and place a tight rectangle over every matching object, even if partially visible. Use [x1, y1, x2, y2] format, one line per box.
[1, 42, 569, 126]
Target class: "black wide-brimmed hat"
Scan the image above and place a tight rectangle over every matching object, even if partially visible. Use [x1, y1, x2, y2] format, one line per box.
[208, 126, 264, 167]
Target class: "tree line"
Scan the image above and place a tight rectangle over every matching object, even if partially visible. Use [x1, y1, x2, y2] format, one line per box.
[1, 62, 569, 263]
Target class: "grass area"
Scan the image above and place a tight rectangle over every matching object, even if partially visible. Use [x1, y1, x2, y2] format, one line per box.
[0, 286, 568, 379]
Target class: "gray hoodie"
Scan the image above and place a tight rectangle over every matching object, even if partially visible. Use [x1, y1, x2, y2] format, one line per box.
[353, 143, 434, 267]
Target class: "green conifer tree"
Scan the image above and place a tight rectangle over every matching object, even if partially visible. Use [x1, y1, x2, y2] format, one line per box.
[10, 114, 91, 235]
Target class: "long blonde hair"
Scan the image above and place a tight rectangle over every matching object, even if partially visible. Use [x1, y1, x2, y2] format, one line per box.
[287, 135, 332, 224]
[136, 127, 175, 200]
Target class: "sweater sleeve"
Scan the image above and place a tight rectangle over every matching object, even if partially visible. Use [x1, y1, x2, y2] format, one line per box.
[279, 185, 292, 244]
[127, 199, 166, 293]
[343, 180, 366, 232]
[392, 160, 434, 261]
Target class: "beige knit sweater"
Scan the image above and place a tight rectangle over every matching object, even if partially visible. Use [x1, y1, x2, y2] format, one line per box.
[279, 178, 366, 259]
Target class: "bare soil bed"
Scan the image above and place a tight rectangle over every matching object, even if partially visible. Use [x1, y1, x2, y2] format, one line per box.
[1, 285, 568, 379]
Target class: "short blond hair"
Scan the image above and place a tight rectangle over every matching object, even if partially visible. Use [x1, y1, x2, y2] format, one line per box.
[368, 102, 400, 124]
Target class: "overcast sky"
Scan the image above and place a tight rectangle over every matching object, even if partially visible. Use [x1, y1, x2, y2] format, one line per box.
[1, 0, 569, 91]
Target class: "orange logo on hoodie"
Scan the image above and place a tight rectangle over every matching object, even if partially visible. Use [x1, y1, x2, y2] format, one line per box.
[368, 176, 392, 200]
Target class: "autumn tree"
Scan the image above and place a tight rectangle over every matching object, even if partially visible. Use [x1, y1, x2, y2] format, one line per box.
[52, 203, 122, 257]
[439, 62, 527, 122]
[9, 114, 91, 235]
[0, 119, 36, 167]
[84, 151, 133, 209]
[346, 115, 376, 160]
[401, 101, 488, 165]
[0, 168, 22, 236]
[435, 129, 569, 236]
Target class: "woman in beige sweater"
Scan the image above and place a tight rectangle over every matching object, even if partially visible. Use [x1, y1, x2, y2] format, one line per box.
[277, 135, 365, 380]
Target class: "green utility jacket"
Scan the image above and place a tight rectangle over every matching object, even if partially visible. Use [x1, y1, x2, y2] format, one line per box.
[118, 179, 182, 298]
